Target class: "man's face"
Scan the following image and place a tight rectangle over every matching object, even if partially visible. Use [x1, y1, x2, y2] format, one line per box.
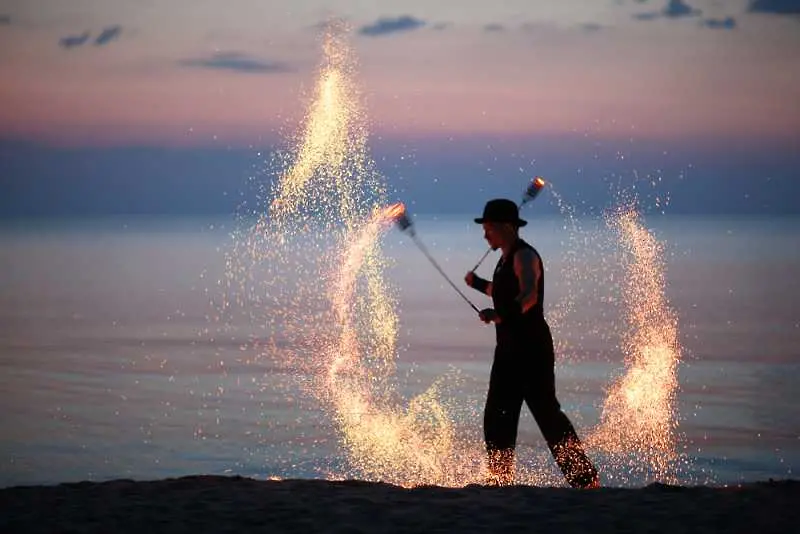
[482, 222, 513, 250]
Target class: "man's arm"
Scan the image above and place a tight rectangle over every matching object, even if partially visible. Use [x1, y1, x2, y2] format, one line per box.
[513, 247, 541, 313]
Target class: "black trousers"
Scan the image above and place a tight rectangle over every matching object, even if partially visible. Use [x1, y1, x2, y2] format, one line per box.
[484, 322, 598, 488]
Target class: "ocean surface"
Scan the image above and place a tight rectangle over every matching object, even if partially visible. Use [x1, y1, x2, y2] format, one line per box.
[0, 213, 798, 489]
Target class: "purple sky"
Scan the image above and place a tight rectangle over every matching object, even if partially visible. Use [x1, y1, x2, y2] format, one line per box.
[1, 0, 798, 147]
[0, 1, 798, 216]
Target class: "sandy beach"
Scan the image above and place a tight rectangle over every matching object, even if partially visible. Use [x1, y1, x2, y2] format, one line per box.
[1, 476, 796, 534]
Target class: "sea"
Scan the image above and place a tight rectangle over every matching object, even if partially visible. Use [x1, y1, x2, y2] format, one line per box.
[0, 213, 797, 489]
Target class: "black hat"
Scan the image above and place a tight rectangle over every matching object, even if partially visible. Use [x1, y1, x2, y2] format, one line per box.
[474, 198, 527, 227]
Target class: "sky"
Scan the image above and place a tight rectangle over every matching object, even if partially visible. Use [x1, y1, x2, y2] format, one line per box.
[0, 0, 799, 216]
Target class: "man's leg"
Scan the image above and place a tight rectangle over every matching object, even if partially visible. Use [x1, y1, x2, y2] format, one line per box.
[483, 356, 524, 485]
[525, 328, 599, 488]
[526, 381, 599, 487]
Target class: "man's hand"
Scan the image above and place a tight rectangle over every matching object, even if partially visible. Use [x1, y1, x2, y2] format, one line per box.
[465, 271, 475, 287]
[478, 308, 499, 324]
[466, 272, 491, 295]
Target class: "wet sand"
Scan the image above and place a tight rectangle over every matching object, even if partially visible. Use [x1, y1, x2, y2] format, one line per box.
[1, 476, 797, 533]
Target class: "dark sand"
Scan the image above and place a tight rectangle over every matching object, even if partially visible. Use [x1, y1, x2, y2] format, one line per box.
[1, 476, 797, 533]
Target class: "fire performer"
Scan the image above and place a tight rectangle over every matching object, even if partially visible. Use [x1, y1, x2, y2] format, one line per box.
[465, 198, 600, 488]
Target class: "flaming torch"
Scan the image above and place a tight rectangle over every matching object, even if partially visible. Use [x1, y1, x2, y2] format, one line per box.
[387, 202, 414, 236]
[524, 176, 547, 203]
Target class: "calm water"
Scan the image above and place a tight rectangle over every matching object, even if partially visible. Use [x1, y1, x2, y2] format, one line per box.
[0, 214, 797, 488]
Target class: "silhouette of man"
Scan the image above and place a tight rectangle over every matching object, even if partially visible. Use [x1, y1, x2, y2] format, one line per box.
[465, 198, 599, 488]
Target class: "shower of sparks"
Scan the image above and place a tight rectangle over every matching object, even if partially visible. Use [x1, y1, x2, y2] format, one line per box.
[320, 204, 489, 487]
[219, 22, 689, 488]
[223, 24, 486, 487]
[543, 185, 688, 485]
[268, 23, 375, 230]
[587, 204, 682, 482]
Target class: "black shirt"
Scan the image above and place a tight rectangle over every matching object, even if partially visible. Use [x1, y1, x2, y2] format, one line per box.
[491, 238, 546, 348]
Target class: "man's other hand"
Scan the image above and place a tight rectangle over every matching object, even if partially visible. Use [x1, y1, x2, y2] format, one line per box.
[479, 308, 499, 324]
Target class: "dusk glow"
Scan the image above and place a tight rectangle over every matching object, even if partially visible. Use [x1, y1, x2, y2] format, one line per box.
[0, 1, 798, 147]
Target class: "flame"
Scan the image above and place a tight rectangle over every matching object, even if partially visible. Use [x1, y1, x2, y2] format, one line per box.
[533, 176, 546, 188]
[384, 202, 406, 220]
